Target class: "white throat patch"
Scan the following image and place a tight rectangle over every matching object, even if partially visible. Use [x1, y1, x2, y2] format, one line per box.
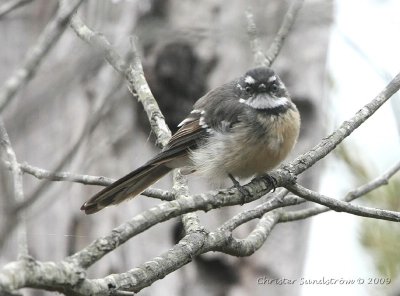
[242, 95, 289, 110]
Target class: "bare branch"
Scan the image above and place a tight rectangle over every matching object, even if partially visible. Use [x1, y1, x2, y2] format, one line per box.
[0, 209, 279, 295]
[173, 170, 202, 233]
[217, 189, 297, 232]
[213, 211, 281, 256]
[1, 69, 400, 294]
[1, 2, 400, 293]
[78, 212, 283, 294]
[76, 210, 280, 293]
[66, 181, 272, 269]
[19, 162, 114, 186]
[286, 183, 400, 222]
[280, 160, 400, 222]
[347, 160, 400, 200]
[68, 15, 128, 75]
[0, 0, 85, 112]
[245, 9, 267, 66]
[16, 76, 125, 213]
[127, 37, 172, 147]
[66, 178, 297, 272]
[68, 13, 171, 148]
[264, 0, 304, 65]
[14, 161, 175, 202]
[0, 0, 33, 19]
[5, 69, 400, 273]
[0, 257, 85, 295]
[0, 120, 22, 205]
[246, 0, 304, 67]
[285, 71, 400, 176]
[0, 117, 27, 256]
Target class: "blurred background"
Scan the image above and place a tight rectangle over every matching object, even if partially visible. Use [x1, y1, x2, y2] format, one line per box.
[304, 1, 400, 295]
[0, 0, 399, 295]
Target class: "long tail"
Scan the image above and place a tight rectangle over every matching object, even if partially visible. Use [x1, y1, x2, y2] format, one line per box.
[81, 163, 172, 214]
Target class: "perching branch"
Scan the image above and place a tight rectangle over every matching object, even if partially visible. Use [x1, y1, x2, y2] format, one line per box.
[67, 69, 400, 292]
[67, 175, 279, 269]
[1, 59, 400, 296]
[1, 1, 400, 295]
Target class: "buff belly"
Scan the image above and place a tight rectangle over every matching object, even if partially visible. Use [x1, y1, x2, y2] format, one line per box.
[189, 108, 300, 181]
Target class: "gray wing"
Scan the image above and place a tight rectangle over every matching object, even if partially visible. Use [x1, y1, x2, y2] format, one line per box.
[155, 79, 246, 158]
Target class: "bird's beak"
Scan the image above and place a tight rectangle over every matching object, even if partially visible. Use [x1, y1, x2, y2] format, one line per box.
[258, 83, 267, 92]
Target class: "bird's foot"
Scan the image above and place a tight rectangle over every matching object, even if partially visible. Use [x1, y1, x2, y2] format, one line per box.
[264, 174, 278, 192]
[228, 174, 251, 205]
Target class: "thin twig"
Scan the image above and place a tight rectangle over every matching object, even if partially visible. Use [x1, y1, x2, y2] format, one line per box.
[127, 37, 172, 147]
[264, 0, 304, 65]
[245, 9, 267, 66]
[15, 76, 123, 213]
[246, 0, 304, 67]
[69, 14, 171, 148]
[0, 0, 85, 112]
[346, 160, 400, 201]
[284, 71, 400, 176]
[11, 161, 175, 202]
[280, 160, 400, 222]
[286, 183, 400, 222]
[0, 117, 27, 256]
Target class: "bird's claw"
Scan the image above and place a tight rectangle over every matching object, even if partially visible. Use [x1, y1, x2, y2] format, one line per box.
[228, 174, 251, 205]
[264, 174, 278, 192]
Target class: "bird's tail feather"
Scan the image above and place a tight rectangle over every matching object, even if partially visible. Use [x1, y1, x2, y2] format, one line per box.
[81, 164, 172, 214]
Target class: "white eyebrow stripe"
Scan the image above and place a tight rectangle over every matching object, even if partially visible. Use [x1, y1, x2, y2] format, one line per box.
[268, 76, 277, 83]
[191, 109, 202, 114]
[244, 76, 256, 84]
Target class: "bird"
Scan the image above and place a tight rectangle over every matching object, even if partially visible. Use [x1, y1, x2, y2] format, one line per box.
[81, 66, 301, 214]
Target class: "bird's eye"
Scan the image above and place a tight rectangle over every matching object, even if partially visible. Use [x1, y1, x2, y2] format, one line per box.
[270, 83, 279, 93]
[245, 86, 252, 93]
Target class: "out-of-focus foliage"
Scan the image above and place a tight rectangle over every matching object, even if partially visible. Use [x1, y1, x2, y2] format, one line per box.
[336, 145, 400, 287]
